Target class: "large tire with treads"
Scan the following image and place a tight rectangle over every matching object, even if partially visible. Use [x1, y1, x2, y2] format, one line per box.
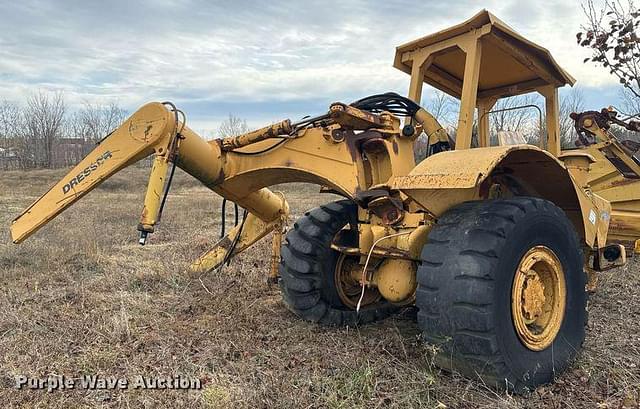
[279, 200, 397, 326]
[417, 197, 587, 392]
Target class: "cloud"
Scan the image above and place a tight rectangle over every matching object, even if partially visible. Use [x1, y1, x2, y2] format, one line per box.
[0, 0, 624, 131]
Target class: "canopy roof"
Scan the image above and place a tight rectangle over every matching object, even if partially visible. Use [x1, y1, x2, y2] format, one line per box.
[394, 10, 575, 100]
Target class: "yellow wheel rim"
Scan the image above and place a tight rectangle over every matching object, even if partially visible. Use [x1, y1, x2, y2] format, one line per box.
[334, 254, 381, 309]
[511, 246, 566, 351]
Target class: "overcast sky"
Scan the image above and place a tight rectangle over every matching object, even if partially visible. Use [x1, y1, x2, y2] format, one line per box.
[0, 0, 625, 135]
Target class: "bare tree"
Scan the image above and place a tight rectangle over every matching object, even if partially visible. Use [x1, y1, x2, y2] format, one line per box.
[77, 101, 126, 142]
[414, 90, 456, 161]
[488, 95, 541, 145]
[22, 90, 65, 168]
[620, 86, 640, 115]
[218, 114, 249, 138]
[1, 94, 129, 169]
[607, 88, 640, 141]
[66, 111, 90, 142]
[0, 100, 22, 169]
[63, 101, 127, 165]
[0, 100, 20, 138]
[558, 87, 587, 147]
[425, 90, 455, 126]
[578, 0, 640, 98]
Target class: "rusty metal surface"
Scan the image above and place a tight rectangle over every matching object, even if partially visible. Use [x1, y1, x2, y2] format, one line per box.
[330, 243, 414, 260]
[393, 145, 548, 190]
[220, 119, 292, 151]
[393, 144, 609, 248]
[329, 103, 384, 130]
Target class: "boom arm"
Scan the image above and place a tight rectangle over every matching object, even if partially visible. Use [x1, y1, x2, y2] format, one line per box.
[10, 102, 290, 274]
[11, 94, 440, 275]
[11, 102, 178, 244]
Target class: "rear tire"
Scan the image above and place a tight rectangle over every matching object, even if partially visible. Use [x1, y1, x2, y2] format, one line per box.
[279, 200, 397, 326]
[417, 197, 586, 392]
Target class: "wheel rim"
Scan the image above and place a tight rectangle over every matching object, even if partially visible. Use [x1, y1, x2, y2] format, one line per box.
[334, 253, 381, 309]
[511, 246, 566, 351]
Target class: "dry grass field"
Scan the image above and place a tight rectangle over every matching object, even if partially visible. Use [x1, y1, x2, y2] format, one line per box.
[1, 167, 640, 408]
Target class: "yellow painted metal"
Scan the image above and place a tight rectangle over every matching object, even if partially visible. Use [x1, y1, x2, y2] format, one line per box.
[219, 132, 352, 197]
[220, 119, 292, 151]
[347, 221, 431, 262]
[270, 221, 284, 281]
[393, 145, 610, 248]
[511, 246, 566, 351]
[400, 224, 432, 259]
[539, 85, 562, 156]
[10, 11, 626, 308]
[10, 103, 292, 273]
[395, 10, 574, 99]
[395, 9, 573, 153]
[10, 102, 175, 243]
[456, 35, 482, 150]
[190, 202, 288, 273]
[174, 126, 224, 189]
[10, 97, 426, 277]
[414, 108, 450, 146]
[139, 155, 170, 233]
[477, 97, 497, 147]
[396, 145, 524, 190]
[372, 259, 416, 303]
[557, 152, 596, 188]
[572, 136, 640, 249]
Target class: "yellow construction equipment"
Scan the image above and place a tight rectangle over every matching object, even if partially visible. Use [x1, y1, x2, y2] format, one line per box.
[10, 9, 640, 392]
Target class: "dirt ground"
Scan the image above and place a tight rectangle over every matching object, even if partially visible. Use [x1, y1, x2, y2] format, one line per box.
[1, 167, 639, 408]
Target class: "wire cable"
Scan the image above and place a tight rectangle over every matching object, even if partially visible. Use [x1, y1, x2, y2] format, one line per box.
[220, 198, 227, 238]
[220, 209, 248, 269]
[220, 199, 240, 238]
[158, 155, 178, 221]
[356, 231, 412, 313]
[230, 138, 287, 156]
[157, 101, 186, 222]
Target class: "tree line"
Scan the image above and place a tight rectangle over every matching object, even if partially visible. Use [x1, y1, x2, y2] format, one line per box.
[0, 91, 126, 170]
[3, 1, 638, 170]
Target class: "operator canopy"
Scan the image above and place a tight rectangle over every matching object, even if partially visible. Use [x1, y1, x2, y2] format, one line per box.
[394, 9, 575, 100]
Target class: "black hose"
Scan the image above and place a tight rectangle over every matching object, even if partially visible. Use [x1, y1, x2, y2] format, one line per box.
[229, 93, 421, 157]
[156, 101, 186, 222]
[220, 199, 241, 239]
[220, 198, 227, 238]
[350, 92, 421, 117]
[234, 202, 239, 226]
[157, 154, 178, 222]
[222, 209, 248, 267]
[230, 138, 287, 155]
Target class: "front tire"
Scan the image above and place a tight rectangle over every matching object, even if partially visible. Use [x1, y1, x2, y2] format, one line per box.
[417, 197, 586, 392]
[279, 200, 397, 326]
